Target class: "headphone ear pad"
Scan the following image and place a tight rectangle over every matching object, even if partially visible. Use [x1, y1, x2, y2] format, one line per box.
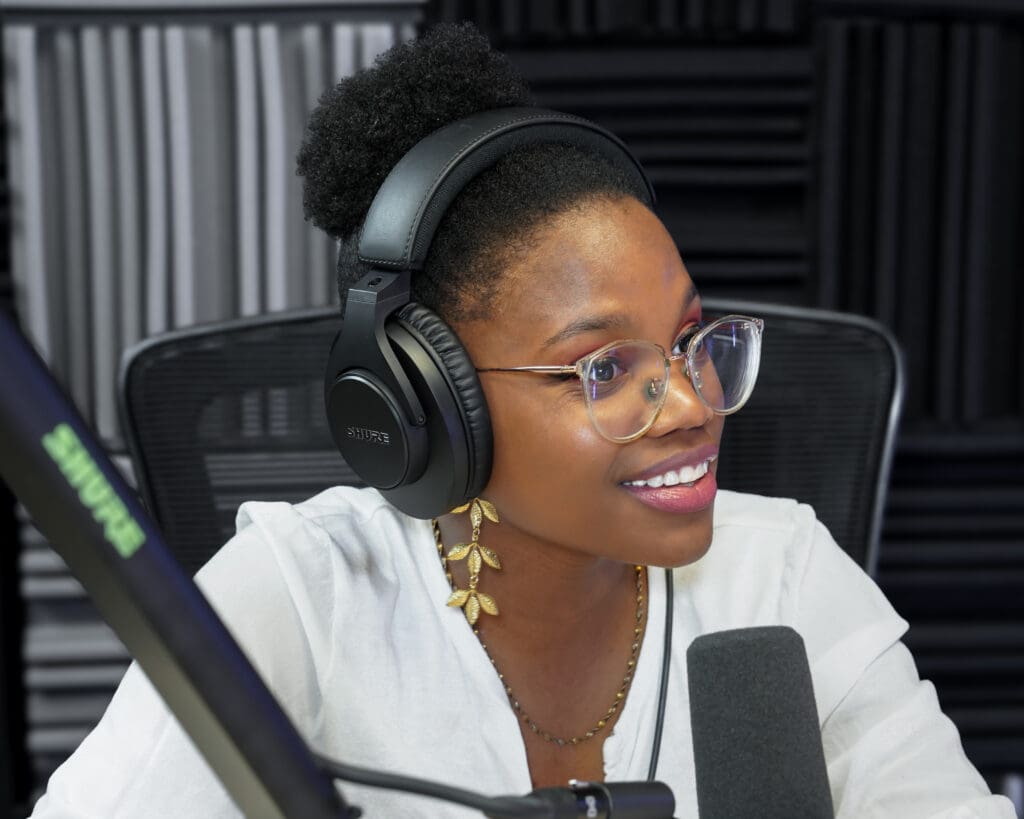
[395, 303, 493, 500]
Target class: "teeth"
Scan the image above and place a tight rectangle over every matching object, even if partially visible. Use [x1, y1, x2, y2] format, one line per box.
[626, 457, 715, 489]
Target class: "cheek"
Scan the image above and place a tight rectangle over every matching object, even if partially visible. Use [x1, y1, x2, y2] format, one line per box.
[485, 381, 588, 477]
[480, 381, 614, 518]
[476, 381, 727, 565]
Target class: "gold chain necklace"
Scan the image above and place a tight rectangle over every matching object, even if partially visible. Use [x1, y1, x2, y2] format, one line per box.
[432, 519, 647, 747]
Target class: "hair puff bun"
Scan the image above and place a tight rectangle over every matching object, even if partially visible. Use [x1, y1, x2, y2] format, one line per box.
[297, 22, 533, 242]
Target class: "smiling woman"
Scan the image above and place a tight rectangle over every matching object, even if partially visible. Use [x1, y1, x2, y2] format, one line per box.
[27, 21, 1017, 819]
[459, 200, 727, 570]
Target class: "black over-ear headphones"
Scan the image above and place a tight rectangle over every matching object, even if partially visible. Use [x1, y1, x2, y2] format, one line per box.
[323, 107, 656, 519]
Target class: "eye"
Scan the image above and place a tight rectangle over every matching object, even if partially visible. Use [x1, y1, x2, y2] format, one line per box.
[589, 355, 628, 383]
[671, 322, 704, 356]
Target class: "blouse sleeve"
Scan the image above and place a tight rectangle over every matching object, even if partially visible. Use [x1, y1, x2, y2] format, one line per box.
[28, 501, 337, 819]
[795, 518, 1016, 819]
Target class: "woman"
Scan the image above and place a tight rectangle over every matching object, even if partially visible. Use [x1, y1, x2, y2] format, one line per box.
[30, 22, 1013, 818]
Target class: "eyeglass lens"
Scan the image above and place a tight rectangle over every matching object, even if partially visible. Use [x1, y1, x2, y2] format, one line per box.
[583, 344, 667, 442]
[691, 320, 760, 412]
[582, 317, 761, 442]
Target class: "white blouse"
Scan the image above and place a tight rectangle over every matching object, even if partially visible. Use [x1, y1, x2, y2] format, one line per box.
[30, 488, 1015, 818]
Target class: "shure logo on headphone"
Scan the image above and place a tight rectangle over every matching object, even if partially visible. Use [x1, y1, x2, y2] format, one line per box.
[346, 426, 391, 446]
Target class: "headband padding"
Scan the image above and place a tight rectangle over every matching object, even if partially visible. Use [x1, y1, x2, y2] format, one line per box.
[394, 303, 492, 499]
[359, 107, 655, 271]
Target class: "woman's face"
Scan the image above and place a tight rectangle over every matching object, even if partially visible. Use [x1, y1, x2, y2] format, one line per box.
[454, 196, 723, 568]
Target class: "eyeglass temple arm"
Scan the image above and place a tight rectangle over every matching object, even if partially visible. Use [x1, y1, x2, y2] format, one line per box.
[476, 365, 579, 374]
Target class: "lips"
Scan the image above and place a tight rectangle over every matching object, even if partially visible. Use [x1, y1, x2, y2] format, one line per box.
[619, 445, 720, 514]
[623, 456, 715, 488]
[620, 444, 720, 486]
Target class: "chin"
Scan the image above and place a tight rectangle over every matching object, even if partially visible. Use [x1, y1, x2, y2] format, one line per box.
[639, 507, 715, 568]
[653, 536, 713, 569]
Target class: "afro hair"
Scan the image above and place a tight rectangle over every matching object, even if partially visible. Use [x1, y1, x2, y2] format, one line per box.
[296, 22, 641, 321]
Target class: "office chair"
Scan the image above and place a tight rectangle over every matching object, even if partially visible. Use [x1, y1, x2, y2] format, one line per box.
[118, 300, 903, 577]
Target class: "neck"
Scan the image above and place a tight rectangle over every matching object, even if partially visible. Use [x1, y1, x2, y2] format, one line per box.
[435, 509, 638, 647]
[433, 504, 650, 758]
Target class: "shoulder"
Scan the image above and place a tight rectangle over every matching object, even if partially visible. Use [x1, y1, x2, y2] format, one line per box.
[672, 491, 816, 624]
[192, 487, 430, 707]
[683, 490, 908, 721]
[712, 488, 816, 542]
[676, 489, 903, 645]
[196, 486, 428, 653]
[235, 484, 414, 542]
[689, 489, 822, 599]
[228, 485, 426, 575]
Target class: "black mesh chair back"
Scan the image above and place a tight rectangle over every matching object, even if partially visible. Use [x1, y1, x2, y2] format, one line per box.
[119, 300, 903, 577]
[120, 307, 350, 575]
[707, 300, 903, 575]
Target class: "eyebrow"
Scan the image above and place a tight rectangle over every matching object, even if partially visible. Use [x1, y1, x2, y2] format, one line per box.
[541, 283, 700, 350]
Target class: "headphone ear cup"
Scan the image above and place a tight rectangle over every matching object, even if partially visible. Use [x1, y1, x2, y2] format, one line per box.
[323, 342, 428, 492]
[394, 303, 493, 502]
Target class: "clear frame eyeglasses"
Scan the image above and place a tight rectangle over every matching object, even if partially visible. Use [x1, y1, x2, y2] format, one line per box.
[477, 314, 765, 443]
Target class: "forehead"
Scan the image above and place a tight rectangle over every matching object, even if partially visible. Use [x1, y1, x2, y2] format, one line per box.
[481, 197, 693, 353]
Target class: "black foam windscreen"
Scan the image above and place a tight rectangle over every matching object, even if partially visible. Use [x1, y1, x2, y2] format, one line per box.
[687, 626, 834, 819]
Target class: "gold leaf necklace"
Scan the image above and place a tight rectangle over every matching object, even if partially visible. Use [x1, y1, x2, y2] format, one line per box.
[442, 498, 502, 625]
[432, 518, 648, 747]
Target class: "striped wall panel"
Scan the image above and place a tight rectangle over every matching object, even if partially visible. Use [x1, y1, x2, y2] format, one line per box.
[3, 2, 425, 799]
[4, 8, 422, 442]
[434, 1, 819, 306]
[815, 14, 1024, 426]
[515, 45, 816, 305]
[814, 2, 1024, 801]
[433, 0, 810, 41]
[882, 436, 1024, 789]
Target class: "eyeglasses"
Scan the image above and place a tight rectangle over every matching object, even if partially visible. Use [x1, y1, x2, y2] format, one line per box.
[477, 314, 764, 443]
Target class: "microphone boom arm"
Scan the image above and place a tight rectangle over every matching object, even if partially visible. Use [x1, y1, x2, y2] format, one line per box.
[0, 311, 676, 818]
[0, 311, 357, 819]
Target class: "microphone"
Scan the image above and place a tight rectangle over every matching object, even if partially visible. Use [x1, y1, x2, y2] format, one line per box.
[687, 626, 834, 819]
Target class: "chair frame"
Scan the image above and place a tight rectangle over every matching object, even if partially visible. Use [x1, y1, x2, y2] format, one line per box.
[705, 298, 904, 577]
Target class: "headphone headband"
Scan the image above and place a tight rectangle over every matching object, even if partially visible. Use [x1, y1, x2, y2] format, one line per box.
[357, 107, 656, 271]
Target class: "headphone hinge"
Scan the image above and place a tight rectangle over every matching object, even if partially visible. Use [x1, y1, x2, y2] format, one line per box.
[340, 271, 426, 427]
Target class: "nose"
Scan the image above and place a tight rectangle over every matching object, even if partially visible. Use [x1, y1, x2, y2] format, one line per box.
[645, 359, 713, 436]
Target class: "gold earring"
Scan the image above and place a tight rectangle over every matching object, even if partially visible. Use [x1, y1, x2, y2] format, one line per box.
[435, 498, 500, 625]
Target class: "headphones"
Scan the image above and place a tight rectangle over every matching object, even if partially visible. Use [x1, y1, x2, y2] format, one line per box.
[323, 107, 656, 519]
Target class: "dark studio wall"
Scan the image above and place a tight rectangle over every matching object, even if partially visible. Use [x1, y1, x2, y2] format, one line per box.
[0, 48, 31, 816]
[430, 0, 1024, 793]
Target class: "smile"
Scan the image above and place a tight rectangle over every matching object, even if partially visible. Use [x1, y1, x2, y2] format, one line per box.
[623, 456, 717, 489]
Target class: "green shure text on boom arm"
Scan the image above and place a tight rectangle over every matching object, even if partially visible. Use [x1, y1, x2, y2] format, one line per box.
[41, 423, 146, 559]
